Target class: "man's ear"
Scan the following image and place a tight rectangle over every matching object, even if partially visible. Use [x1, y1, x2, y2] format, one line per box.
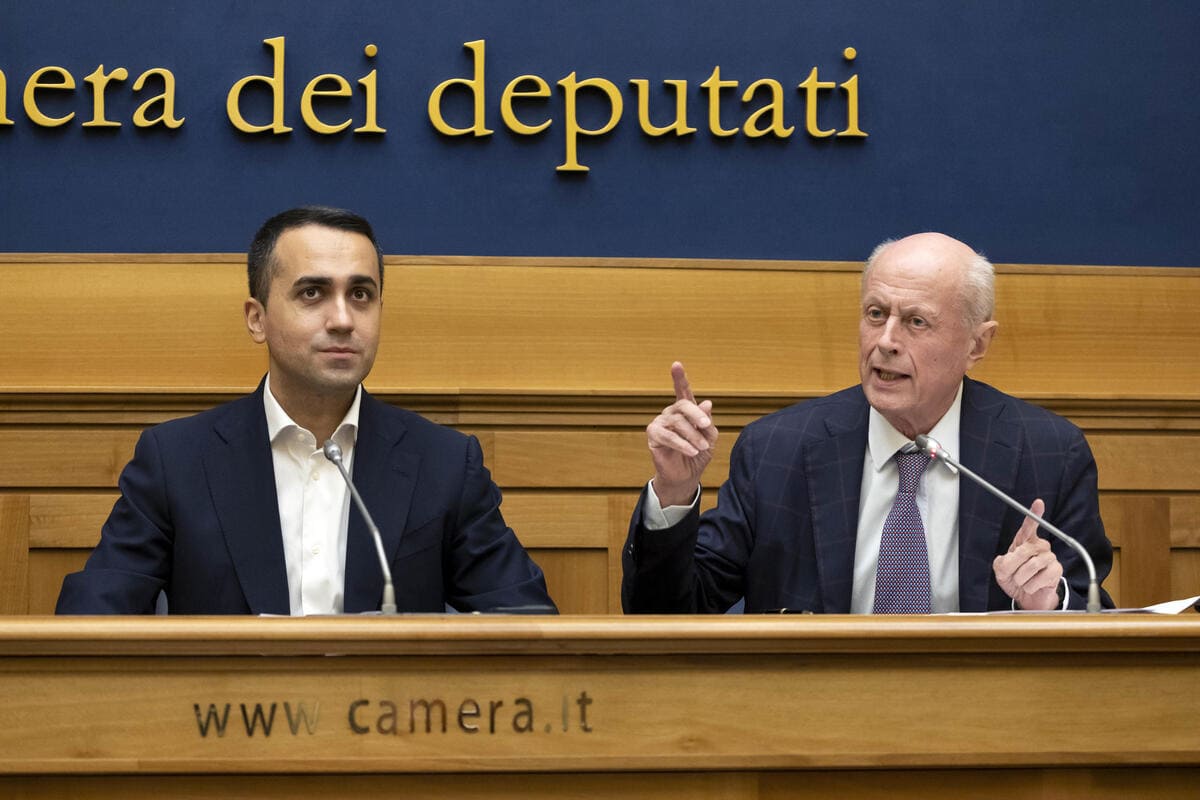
[244, 297, 267, 344]
[966, 320, 998, 369]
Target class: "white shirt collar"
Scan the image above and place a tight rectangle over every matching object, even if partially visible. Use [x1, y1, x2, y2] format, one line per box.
[867, 380, 964, 472]
[262, 373, 362, 449]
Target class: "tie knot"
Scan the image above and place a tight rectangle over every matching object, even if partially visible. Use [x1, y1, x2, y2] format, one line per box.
[895, 450, 930, 494]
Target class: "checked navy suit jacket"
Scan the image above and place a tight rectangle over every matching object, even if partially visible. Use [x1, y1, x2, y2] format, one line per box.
[622, 378, 1113, 614]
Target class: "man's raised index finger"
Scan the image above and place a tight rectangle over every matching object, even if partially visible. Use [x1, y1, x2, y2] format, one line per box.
[671, 361, 696, 403]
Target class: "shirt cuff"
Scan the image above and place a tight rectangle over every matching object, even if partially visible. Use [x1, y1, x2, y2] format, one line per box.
[643, 479, 701, 530]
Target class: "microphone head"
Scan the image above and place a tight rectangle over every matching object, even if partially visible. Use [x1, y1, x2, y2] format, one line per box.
[913, 434, 958, 474]
[914, 434, 938, 458]
[322, 439, 343, 463]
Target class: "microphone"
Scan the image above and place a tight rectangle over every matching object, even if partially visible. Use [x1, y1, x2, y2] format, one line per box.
[913, 434, 1102, 613]
[323, 439, 397, 615]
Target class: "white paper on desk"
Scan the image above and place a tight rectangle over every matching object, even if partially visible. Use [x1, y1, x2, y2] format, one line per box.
[941, 594, 1200, 616]
[1139, 595, 1200, 615]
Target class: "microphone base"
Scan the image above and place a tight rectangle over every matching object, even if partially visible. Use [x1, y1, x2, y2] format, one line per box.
[380, 584, 397, 615]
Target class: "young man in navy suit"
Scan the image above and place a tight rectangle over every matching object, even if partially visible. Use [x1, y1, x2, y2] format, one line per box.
[58, 206, 555, 615]
[624, 232, 1113, 614]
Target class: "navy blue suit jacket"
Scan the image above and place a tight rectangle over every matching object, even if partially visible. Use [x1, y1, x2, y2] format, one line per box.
[57, 383, 555, 615]
[622, 379, 1113, 613]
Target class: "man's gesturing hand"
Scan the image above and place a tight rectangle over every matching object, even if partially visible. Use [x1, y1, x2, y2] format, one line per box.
[647, 362, 719, 507]
[993, 499, 1065, 610]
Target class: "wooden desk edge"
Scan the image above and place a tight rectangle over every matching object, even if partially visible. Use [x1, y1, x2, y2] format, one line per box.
[2, 614, 1198, 657]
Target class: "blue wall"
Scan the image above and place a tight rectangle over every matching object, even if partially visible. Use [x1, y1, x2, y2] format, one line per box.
[1, 1, 1197, 264]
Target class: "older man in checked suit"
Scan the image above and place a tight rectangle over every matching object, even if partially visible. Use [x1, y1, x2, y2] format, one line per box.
[623, 233, 1113, 614]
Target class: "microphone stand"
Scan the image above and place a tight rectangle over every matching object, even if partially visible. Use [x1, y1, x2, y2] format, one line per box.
[323, 440, 397, 615]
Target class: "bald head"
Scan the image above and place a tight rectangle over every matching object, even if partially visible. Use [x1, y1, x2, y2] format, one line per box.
[863, 233, 995, 328]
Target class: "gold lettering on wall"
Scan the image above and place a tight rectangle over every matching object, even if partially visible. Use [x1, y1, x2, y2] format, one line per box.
[226, 36, 382, 135]
[501, 75, 552, 135]
[797, 66, 837, 137]
[630, 79, 696, 137]
[428, 39, 493, 136]
[0, 68, 11, 125]
[556, 73, 623, 172]
[81, 65, 128, 128]
[301, 74, 353, 134]
[226, 36, 293, 133]
[0, 36, 866, 170]
[24, 66, 76, 127]
[742, 79, 795, 138]
[422, 40, 866, 171]
[353, 44, 386, 134]
[700, 66, 739, 137]
[132, 69, 185, 129]
[837, 47, 866, 137]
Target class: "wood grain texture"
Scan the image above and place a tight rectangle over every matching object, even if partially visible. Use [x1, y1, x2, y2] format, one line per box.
[1172, 496, 1200, 546]
[26, 550, 87, 615]
[2, 259, 1197, 398]
[532, 548, 609, 615]
[0, 496, 30, 614]
[1099, 495, 1172, 607]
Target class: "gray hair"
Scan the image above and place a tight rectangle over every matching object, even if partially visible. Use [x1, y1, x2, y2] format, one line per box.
[862, 238, 995, 328]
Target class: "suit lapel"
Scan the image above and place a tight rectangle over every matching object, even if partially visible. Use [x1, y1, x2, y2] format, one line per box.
[343, 391, 419, 613]
[202, 385, 291, 615]
[956, 379, 1021, 611]
[805, 393, 870, 613]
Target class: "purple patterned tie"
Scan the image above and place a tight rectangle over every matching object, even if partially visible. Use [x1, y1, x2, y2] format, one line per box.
[873, 449, 932, 613]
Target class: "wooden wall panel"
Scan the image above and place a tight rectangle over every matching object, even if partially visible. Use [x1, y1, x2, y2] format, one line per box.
[27, 493, 114, 548]
[0, 496, 30, 614]
[1090, 435, 1200, 492]
[1173, 497, 1200, 546]
[1, 256, 1198, 617]
[1100, 495, 1172, 607]
[0, 430, 139, 488]
[3, 256, 1198, 400]
[1108, 552, 1123, 608]
[26, 550, 87, 615]
[1170, 553, 1200, 605]
[493, 492, 610, 549]
[531, 549, 610, 615]
[2, 262, 262, 391]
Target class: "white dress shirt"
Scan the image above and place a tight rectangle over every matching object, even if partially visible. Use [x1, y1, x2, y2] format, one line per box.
[851, 384, 962, 613]
[263, 374, 361, 616]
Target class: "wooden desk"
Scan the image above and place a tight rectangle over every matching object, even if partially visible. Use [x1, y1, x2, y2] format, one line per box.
[1, 615, 1198, 798]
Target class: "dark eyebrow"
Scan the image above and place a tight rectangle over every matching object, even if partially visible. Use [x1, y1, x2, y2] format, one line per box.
[291, 275, 379, 290]
[347, 275, 379, 289]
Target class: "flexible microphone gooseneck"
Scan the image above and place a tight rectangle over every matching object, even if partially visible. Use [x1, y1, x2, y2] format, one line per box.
[913, 434, 1101, 613]
[323, 439, 397, 615]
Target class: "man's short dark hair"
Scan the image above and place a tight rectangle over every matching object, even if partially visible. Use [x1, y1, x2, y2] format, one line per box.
[247, 206, 385, 304]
